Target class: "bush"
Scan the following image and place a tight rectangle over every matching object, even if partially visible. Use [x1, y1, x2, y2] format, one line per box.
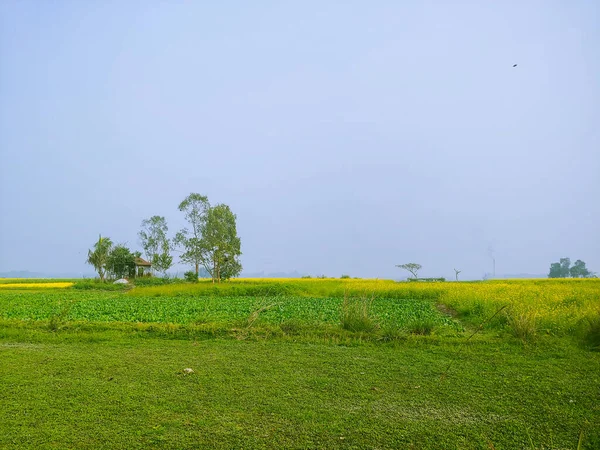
[184, 271, 199, 283]
[133, 276, 180, 287]
[340, 274, 350, 279]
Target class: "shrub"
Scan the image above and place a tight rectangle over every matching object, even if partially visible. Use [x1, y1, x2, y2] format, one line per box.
[184, 271, 199, 283]
[133, 276, 179, 287]
[72, 280, 129, 291]
[340, 274, 350, 279]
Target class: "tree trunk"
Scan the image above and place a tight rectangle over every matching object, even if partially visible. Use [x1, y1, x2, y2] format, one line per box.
[195, 263, 199, 276]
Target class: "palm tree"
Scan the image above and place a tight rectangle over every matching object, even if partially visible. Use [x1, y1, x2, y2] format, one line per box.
[86, 235, 113, 281]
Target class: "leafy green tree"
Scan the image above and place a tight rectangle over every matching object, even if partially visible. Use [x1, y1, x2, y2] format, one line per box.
[152, 240, 173, 276]
[106, 245, 138, 279]
[570, 260, 590, 278]
[198, 204, 242, 283]
[559, 258, 571, 278]
[139, 216, 173, 275]
[174, 193, 210, 276]
[86, 235, 113, 281]
[395, 263, 422, 279]
[548, 262, 562, 278]
[184, 270, 199, 282]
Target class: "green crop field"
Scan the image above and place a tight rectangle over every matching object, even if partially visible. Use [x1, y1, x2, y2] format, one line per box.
[1, 278, 599, 449]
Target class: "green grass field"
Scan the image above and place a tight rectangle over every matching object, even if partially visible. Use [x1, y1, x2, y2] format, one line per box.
[1, 278, 599, 449]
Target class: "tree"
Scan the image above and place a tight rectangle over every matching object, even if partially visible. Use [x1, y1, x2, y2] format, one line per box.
[548, 262, 562, 278]
[570, 260, 590, 278]
[396, 263, 422, 279]
[174, 193, 210, 276]
[152, 239, 173, 276]
[139, 216, 173, 276]
[86, 235, 113, 281]
[548, 257, 593, 278]
[198, 204, 242, 283]
[559, 257, 571, 278]
[106, 245, 138, 279]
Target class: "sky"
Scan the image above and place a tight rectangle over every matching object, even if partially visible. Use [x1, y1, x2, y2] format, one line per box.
[0, 1, 598, 280]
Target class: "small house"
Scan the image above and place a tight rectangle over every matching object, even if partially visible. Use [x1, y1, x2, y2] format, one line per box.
[135, 257, 152, 277]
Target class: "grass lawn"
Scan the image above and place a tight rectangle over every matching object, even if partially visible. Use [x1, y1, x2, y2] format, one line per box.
[1, 280, 599, 449]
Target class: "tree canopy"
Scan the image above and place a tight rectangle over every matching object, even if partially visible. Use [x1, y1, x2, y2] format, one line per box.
[198, 204, 242, 283]
[106, 245, 138, 280]
[548, 257, 592, 278]
[139, 216, 173, 275]
[396, 263, 422, 279]
[85, 192, 243, 282]
[86, 235, 113, 281]
[174, 193, 210, 276]
[174, 193, 242, 281]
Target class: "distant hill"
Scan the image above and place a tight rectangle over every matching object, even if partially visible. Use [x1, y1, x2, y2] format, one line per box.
[0, 270, 94, 279]
[497, 273, 547, 279]
[241, 270, 306, 278]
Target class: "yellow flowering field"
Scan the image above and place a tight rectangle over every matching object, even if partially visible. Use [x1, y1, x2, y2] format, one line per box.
[130, 277, 599, 336]
[0, 282, 74, 289]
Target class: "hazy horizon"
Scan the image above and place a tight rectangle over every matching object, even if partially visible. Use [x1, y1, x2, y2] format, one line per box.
[1, 1, 599, 280]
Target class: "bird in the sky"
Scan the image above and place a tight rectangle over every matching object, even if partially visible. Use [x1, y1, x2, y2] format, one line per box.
[513, 64, 518, 67]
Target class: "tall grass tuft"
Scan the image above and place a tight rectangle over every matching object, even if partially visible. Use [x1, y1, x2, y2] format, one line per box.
[505, 308, 537, 342]
[47, 301, 73, 332]
[340, 292, 377, 333]
[406, 317, 436, 335]
[581, 308, 600, 350]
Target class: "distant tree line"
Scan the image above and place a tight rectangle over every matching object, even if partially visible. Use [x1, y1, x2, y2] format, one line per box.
[392, 259, 596, 281]
[548, 258, 595, 278]
[86, 193, 242, 283]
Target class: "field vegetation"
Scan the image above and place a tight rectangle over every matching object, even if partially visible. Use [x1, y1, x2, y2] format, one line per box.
[0, 277, 599, 448]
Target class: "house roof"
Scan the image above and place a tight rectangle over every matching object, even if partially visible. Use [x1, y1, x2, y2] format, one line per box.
[135, 257, 152, 267]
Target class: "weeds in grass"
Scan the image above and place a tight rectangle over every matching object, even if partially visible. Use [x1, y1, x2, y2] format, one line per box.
[378, 327, 407, 342]
[406, 317, 436, 335]
[279, 319, 303, 335]
[340, 292, 377, 333]
[245, 302, 278, 328]
[47, 301, 73, 332]
[234, 301, 280, 340]
[441, 304, 509, 380]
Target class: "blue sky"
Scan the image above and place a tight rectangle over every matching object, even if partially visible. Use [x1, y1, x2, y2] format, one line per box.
[1, 1, 598, 279]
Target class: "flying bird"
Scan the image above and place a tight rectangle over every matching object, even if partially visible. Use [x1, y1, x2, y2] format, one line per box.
[513, 64, 518, 67]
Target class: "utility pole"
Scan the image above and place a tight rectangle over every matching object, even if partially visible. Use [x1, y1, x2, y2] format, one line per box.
[488, 246, 496, 279]
[454, 268, 461, 281]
